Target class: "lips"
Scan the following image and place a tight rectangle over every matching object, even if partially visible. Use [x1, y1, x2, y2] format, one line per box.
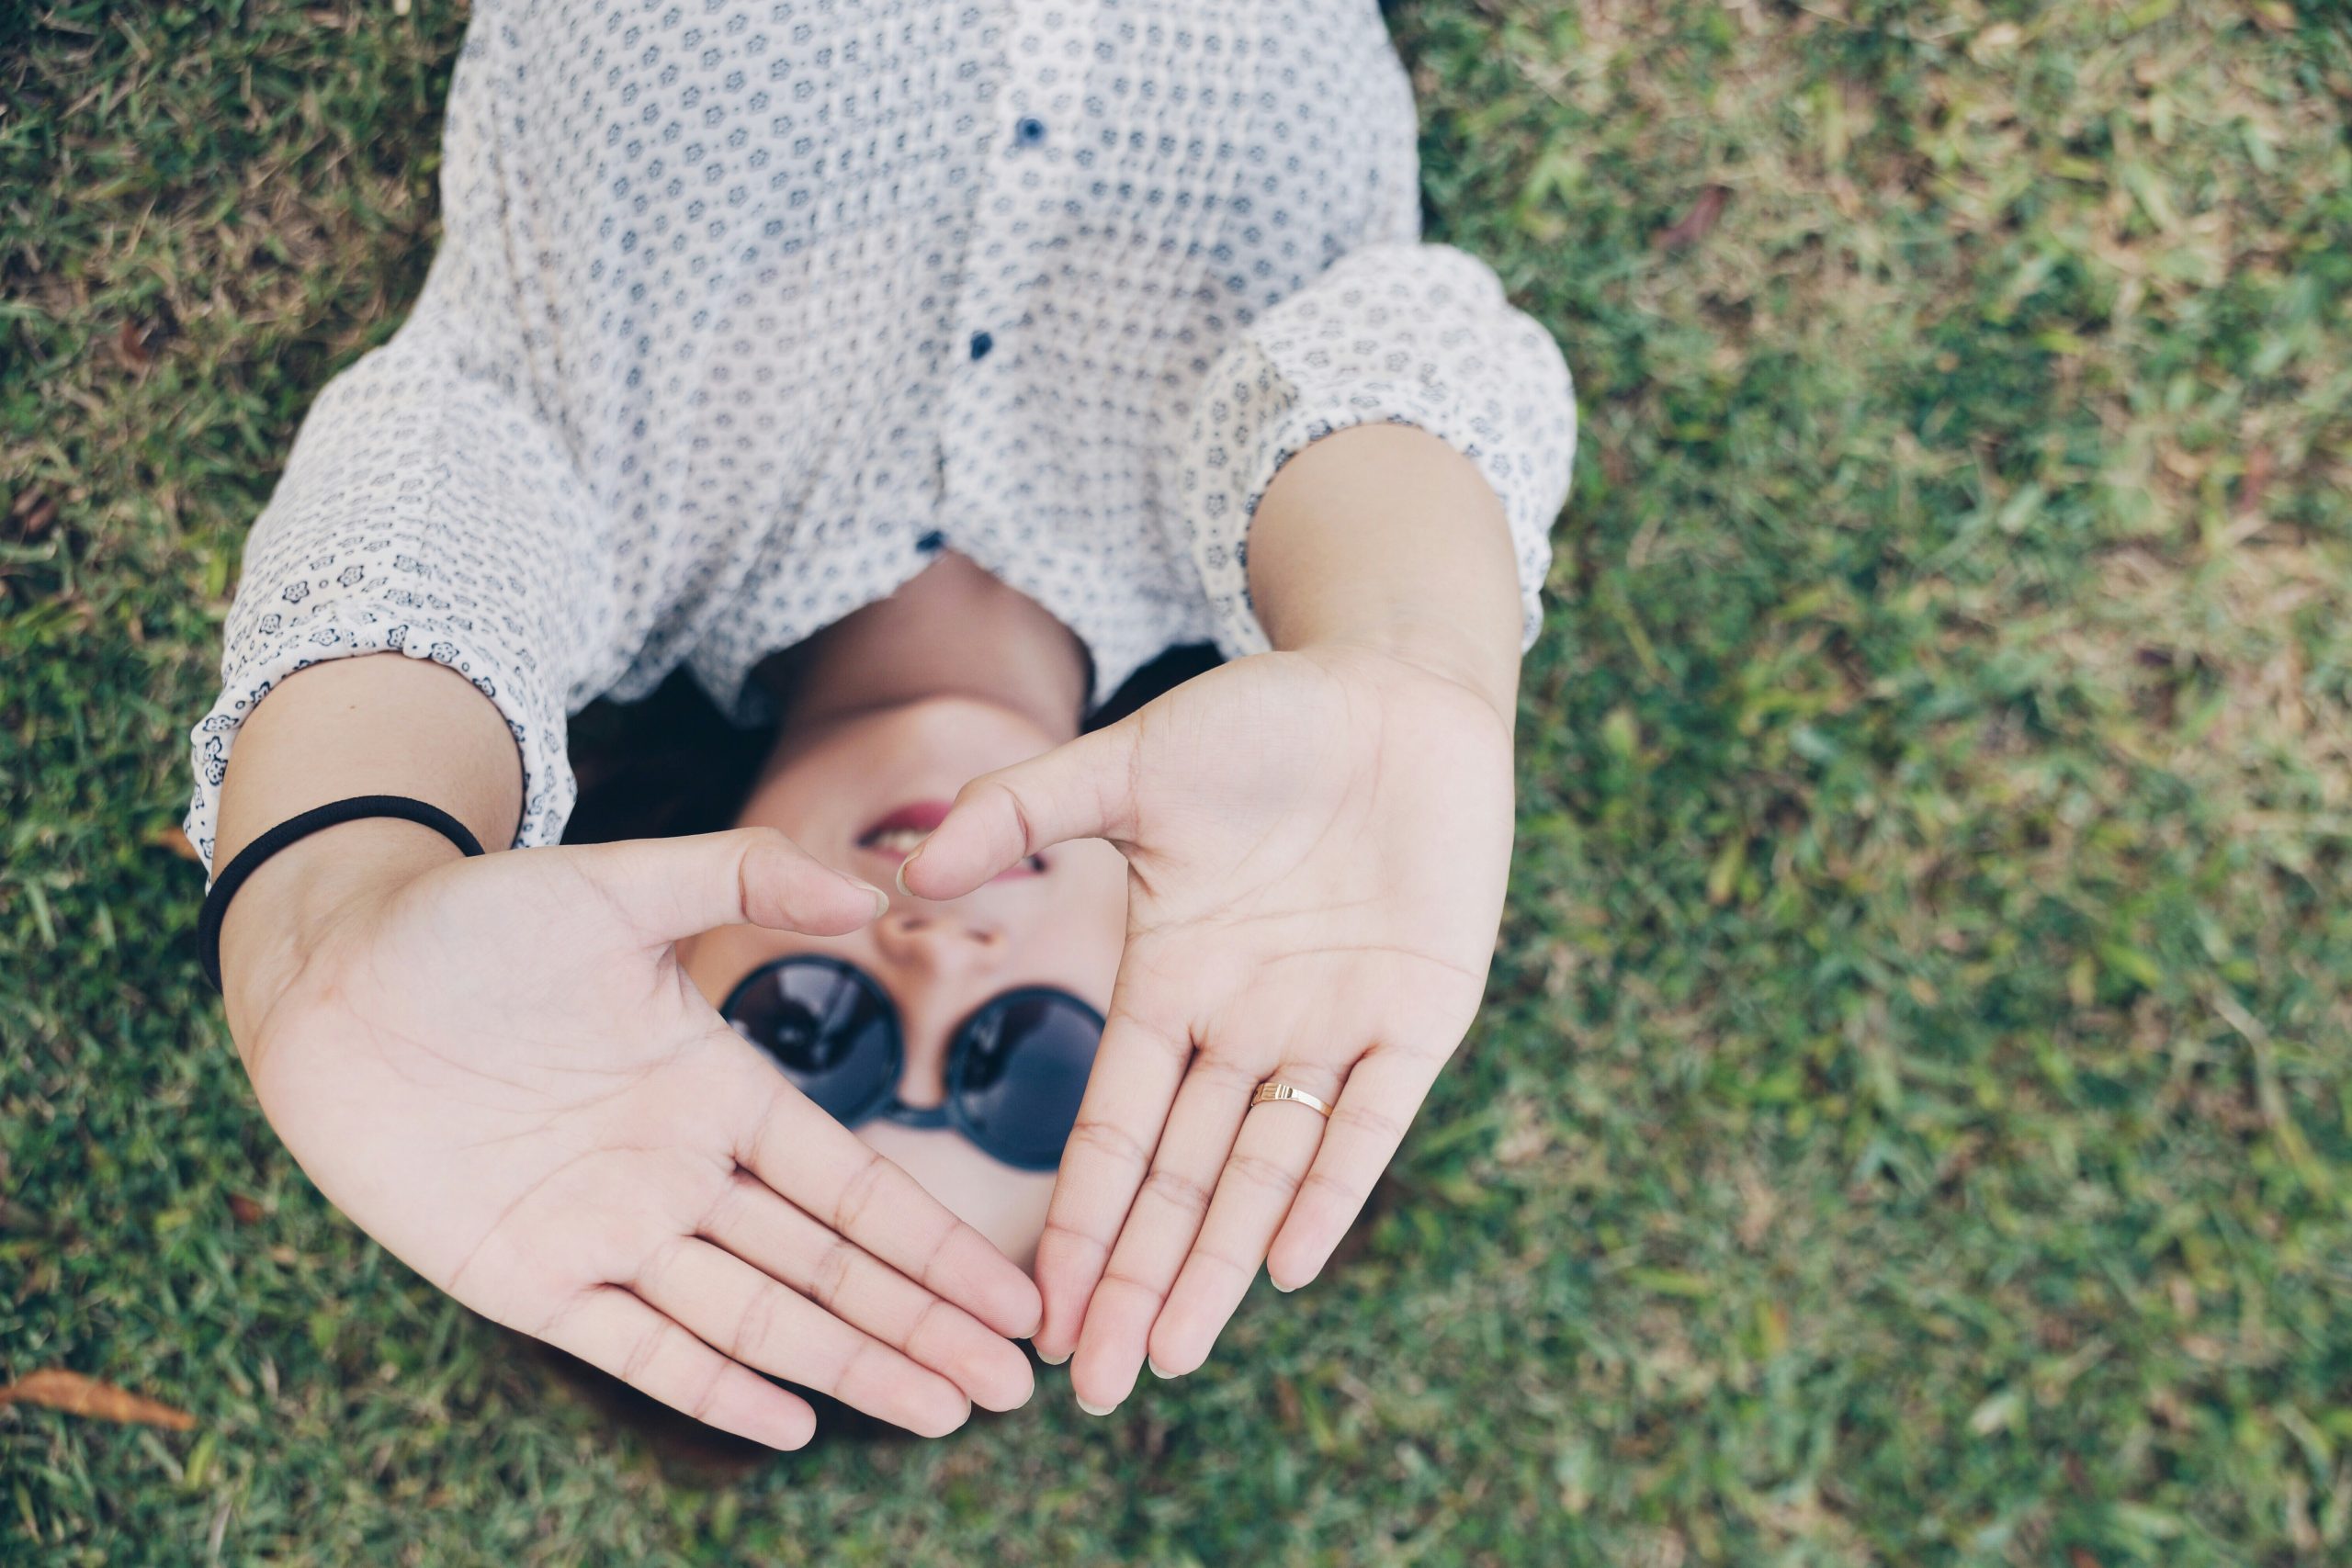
[854, 798, 1046, 879]
[856, 799, 956, 856]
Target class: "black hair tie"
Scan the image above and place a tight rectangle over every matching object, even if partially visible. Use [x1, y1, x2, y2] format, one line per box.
[198, 794, 486, 992]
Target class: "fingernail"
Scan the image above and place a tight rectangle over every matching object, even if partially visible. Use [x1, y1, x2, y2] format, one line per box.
[1035, 1347, 1070, 1366]
[894, 853, 918, 898]
[1076, 1396, 1116, 1417]
[846, 878, 890, 919]
[1272, 1277, 1301, 1293]
[1147, 1359, 1177, 1380]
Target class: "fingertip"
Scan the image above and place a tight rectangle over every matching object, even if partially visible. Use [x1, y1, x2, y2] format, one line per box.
[1033, 1247, 1097, 1336]
[995, 1274, 1046, 1342]
[695, 1348, 819, 1449]
[933, 1314, 1036, 1414]
[896, 793, 1005, 901]
[923, 1393, 976, 1439]
[956, 1331, 1038, 1415]
[966, 1266, 1043, 1343]
[752, 1392, 820, 1450]
[897, 841, 977, 903]
[1069, 1340, 1142, 1418]
[1266, 1257, 1317, 1293]
[1028, 1244, 1104, 1363]
[1145, 1326, 1205, 1380]
[735, 830, 876, 934]
[1031, 1303, 1077, 1361]
[980, 1353, 1037, 1414]
[1266, 1227, 1332, 1294]
[933, 1235, 1038, 1340]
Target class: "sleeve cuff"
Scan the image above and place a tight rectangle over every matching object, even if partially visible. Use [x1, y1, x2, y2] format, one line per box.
[183, 607, 575, 878]
[1177, 243, 1577, 663]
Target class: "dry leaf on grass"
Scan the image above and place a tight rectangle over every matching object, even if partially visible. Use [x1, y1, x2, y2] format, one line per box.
[0, 1369, 196, 1430]
[149, 824, 201, 862]
[1654, 184, 1732, 251]
[114, 307, 180, 371]
[5, 488, 58, 543]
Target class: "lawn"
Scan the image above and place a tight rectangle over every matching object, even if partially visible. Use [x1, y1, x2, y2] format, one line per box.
[5, 1, 2350, 1562]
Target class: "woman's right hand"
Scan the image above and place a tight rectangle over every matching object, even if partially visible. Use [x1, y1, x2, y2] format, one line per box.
[216, 822, 1042, 1449]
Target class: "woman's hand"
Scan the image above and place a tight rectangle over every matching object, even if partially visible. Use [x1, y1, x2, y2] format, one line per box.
[899, 642, 1516, 1413]
[220, 824, 1042, 1448]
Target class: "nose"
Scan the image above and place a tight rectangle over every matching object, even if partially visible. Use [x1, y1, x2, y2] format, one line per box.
[868, 905, 1007, 981]
[869, 906, 1007, 1111]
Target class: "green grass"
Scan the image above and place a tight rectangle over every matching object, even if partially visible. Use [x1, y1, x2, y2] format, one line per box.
[5, 1, 2350, 1562]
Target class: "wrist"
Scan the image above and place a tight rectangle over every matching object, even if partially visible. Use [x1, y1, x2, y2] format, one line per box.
[1295, 618, 1521, 730]
[216, 819, 471, 1048]
[1244, 423, 1526, 725]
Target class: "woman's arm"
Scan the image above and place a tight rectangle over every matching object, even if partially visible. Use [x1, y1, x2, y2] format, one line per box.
[901, 424, 1558, 1411]
[1244, 421, 1525, 725]
[198, 366, 1053, 1443]
[190, 21, 1051, 1442]
[210, 654, 522, 1043]
[899, 243, 1574, 1413]
[1172, 238, 1577, 692]
[203, 654, 1046, 1443]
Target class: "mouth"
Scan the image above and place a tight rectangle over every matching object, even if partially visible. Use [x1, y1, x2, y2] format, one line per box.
[855, 798, 1046, 880]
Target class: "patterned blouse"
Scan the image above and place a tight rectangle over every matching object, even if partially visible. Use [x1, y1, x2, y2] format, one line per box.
[185, 0, 1577, 867]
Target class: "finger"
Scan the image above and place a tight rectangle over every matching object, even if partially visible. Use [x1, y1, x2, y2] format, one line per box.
[704, 1170, 1034, 1413]
[1266, 1046, 1442, 1291]
[899, 720, 1140, 900]
[564, 827, 888, 947]
[1066, 1057, 1258, 1413]
[736, 1074, 1043, 1340]
[1029, 992, 1193, 1362]
[1148, 1060, 1348, 1380]
[635, 1236, 973, 1439]
[536, 1285, 817, 1450]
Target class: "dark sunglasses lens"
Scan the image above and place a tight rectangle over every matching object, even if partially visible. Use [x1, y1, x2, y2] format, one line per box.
[724, 960, 897, 1123]
[950, 991, 1104, 1170]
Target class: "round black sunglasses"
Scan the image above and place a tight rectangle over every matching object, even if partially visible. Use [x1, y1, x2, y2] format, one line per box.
[718, 953, 1104, 1172]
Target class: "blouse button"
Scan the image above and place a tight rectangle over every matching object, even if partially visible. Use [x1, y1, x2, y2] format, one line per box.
[969, 330, 994, 361]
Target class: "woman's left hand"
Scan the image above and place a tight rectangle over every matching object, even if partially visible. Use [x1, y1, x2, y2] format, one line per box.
[899, 641, 1515, 1413]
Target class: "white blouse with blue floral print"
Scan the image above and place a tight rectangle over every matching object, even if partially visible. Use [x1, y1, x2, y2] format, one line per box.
[186, 0, 1577, 868]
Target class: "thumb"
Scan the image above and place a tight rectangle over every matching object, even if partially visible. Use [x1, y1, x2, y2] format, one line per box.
[900, 721, 1142, 900]
[561, 827, 889, 947]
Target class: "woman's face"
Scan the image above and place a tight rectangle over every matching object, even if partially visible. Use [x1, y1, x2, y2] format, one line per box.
[678, 695, 1127, 1268]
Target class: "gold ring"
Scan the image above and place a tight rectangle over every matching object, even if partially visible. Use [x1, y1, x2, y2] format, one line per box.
[1250, 1080, 1333, 1119]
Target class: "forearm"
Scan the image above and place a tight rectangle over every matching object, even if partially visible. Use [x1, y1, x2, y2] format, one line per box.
[211, 654, 523, 1044]
[1245, 423, 1525, 724]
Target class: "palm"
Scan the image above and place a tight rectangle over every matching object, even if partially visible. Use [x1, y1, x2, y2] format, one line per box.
[1110, 650, 1509, 1071]
[240, 832, 1041, 1447]
[904, 646, 1516, 1412]
[251, 852, 755, 1315]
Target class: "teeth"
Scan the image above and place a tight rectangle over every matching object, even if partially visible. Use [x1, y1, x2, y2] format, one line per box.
[869, 827, 931, 852]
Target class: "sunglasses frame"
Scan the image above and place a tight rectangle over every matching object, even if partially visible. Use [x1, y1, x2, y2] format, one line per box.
[717, 953, 1106, 1172]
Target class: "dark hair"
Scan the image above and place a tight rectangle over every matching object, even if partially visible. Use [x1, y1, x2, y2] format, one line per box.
[561, 641, 1223, 847]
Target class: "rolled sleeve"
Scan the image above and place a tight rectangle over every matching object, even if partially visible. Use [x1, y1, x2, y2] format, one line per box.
[1175, 241, 1577, 660]
[183, 324, 601, 874]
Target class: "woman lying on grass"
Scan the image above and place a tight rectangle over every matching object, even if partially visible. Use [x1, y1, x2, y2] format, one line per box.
[192, 0, 1575, 1448]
